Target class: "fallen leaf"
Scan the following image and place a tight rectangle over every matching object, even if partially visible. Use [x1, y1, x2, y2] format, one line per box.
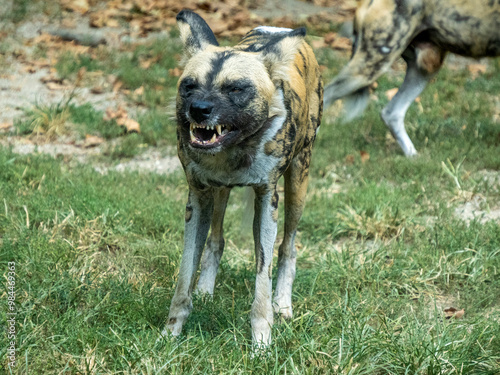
[105, 106, 140, 133]
[123, 118, 140, 133]
[91, 86, 104, 94]
[467, 63, 487, 80]
[112, 80, 123, 93]
[360, 150, 370, 163]
[106, 18, 120, 28]
[41, 73, 63, 84]
[330, 37, 352, 50]
[83, 134, 105, 148]
[46, 82, 66, 90]
[324, 32, 352, 50]
[444, 307, 465, 320]
[62, 0, 90, 14]
[0, 122, 13, 131]
[323, 32, 337, 45]
[385, 88, 399, 101]
[169, 67, 182, 77]
[310, 39, 326, 49]
[134, 86, 144, 96]
[318, 65, 328, 74]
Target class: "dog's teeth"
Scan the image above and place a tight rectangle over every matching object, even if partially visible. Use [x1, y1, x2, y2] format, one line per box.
[216, 125, 222, 135]
[190, 131, 196, 142]
[210, 134, 216, 143]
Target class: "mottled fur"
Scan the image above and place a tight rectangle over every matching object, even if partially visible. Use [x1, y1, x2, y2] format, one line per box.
[324, 0, 500, 156]
[164, 10, 323, 347]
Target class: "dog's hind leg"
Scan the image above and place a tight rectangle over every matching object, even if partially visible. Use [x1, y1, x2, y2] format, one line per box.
[196, 187, 231, 295]
[273, 148, 312, 319]
[381, 44, 445, 156]
[165, 189, 213, 336]
[251, 186, 279, 347]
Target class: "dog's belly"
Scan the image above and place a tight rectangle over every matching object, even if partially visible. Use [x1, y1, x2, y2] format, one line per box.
[425, 3, 500, 57]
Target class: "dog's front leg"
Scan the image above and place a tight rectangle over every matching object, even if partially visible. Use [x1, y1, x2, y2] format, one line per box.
[165, 188, 213, 337]
[196, 187, 231, 295]
[251, 186, 278, 347]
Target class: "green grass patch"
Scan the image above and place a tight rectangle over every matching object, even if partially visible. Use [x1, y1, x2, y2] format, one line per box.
[2, 41, 500, 374]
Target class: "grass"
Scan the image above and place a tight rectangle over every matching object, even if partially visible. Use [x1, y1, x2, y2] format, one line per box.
[1, 25, 500, 374]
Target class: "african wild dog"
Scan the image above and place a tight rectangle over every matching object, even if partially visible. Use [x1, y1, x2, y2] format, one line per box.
[164, 10, 323, 347]
[324, 0, 500, 156]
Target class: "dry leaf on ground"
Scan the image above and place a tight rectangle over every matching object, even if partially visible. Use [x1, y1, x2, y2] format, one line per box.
[104, 106, 141, 133]
[360, 150, 370, 163]
[323, 32, 351, 50]
[0, 122, 13, 132]
[467, 64, 487, 80]
[83, 134, 105, 148]
[169, 67, 183, 77]
[444, 307, 465, 320]
[385, 88, 399, 101]
[61, 0, 90, 14]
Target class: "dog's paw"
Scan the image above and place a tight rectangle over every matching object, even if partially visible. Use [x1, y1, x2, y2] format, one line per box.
[165, 316, 184, 337]
[273, 299, 293, 319]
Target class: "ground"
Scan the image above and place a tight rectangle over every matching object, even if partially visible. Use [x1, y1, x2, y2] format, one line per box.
[1, 1, 500, 373]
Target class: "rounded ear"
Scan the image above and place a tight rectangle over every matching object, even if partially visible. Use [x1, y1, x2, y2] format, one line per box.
[260, 28, 306, 80]
[176, 10, 219, 58]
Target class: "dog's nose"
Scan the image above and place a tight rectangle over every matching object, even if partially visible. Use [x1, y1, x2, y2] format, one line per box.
[190, 100, 214, 123]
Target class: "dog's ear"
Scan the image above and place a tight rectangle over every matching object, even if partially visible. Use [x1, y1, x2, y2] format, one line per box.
[260, 28, 306, 81]
[176, 10, 219, 58]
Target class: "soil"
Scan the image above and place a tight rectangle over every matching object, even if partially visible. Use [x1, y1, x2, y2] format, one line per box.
[0, 0, 340, 175]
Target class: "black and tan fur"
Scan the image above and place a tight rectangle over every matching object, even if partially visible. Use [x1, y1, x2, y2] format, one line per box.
[324, 0, 500, 156]
[164, 10, 322, 347]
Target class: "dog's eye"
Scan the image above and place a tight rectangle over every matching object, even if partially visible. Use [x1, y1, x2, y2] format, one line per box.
[181, 79, 198, 95]
[229, 86, 245, 94]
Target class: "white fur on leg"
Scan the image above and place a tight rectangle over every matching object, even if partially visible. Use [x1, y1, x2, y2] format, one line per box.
[381, 61, 431, 157]
[195, 238, 222, 295]
[166, 296, 193, 336]
[273, 257, 296, 318]
[166, 191, 213, 337]
[251, 273, 274, 347]
[251, 190, 277, 347]
[342, 87, 370, 122]
[195, 187, 230, 296]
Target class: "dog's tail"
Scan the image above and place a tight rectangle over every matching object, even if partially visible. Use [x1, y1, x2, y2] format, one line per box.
[341, 87, 370, 122]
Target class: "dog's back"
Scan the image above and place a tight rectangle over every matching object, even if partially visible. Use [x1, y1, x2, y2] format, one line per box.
[236, 27, 323, 162]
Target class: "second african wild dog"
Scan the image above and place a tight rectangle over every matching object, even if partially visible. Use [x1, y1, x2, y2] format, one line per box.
[164, 10, 323, 347]
[323, 0, 500, 156]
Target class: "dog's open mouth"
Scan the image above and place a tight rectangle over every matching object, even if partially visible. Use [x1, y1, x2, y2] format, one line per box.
[189, 123, 234, 147]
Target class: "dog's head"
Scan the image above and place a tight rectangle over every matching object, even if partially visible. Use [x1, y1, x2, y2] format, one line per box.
[175, 10, 306, 155]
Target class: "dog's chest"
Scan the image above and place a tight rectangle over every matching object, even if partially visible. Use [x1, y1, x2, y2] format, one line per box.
[183, 114, 288, 187]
